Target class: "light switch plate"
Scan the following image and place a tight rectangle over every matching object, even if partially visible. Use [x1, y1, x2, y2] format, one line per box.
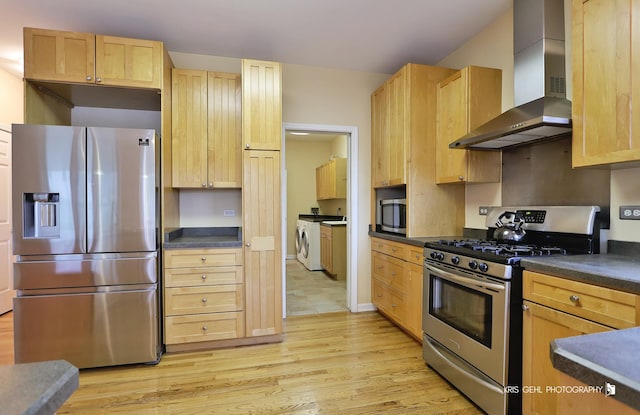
[619, 206, 640, 220]
[223, 209, 235, 217]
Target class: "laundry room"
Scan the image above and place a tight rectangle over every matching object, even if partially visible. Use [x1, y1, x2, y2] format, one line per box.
[285, 130, 349, 316]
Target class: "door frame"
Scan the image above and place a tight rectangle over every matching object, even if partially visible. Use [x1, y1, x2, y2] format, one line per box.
[281, 122, 359, 316]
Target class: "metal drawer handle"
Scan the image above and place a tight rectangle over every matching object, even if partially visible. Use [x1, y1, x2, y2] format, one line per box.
[201, 275, 207, 280]
[522, 304, 529, 311]
[569, 295, 580, 303]
[391, 247, 397, 252]
[201, 256, 207, 262]
[202, 326, 208, 331]
[202, 298, 208, 303]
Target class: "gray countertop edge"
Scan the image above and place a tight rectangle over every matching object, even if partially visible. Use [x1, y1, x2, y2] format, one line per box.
[551, 330, 640, 411]
[2, 360, 79, 415]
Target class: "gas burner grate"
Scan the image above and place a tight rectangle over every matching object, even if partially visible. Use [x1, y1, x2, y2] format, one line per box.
[433, 239, 567, 258]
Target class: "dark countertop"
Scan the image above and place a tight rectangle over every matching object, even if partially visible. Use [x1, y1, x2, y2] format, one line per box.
[520, 254, 640, 295]
[164, 227, 242, 249]
[551, 328, 640, 411]
[1, 360, 79, 415]
[368, 229, 453, 248]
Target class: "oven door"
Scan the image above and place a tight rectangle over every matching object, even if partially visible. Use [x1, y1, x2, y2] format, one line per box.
[423, 261, 509, 385]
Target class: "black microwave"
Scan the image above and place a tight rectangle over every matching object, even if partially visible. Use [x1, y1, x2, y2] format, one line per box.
[379, 198, 406, 234]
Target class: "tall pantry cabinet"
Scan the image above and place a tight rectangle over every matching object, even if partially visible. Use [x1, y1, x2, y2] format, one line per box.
[241, 59, 283, 338]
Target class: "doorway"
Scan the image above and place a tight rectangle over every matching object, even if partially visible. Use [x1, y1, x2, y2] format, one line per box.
[281, 123, 358, 317]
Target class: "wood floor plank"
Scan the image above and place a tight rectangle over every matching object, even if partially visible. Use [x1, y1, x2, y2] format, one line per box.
[0, 311, 482, 414]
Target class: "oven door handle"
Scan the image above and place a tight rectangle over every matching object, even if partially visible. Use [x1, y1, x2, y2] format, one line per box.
[424, 263, 505, 292]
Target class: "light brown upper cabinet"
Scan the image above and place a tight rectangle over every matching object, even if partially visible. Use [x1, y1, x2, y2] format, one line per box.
[371, 82, 389, 188]
[316, 158, 347, 200]
[24, 27, 162, 89]
[172, 69, 242, 189]
[436, 66, 502, 184]
[241, 59, 282, 150]
[572, 0, 640, 167]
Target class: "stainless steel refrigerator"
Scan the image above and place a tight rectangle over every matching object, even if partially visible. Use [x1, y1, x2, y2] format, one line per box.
[12, 124, 161, 369]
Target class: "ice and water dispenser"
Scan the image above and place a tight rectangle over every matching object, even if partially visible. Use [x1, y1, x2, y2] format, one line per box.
[23, 193, 60, 239]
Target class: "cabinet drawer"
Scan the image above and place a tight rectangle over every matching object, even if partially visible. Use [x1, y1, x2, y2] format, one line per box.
[524, 271, 638, 329]
[406, 246, 424, 265]
[164, 266, 243, 287]
[165, 312, 245, 344]
[372, 252, 406, 291]
[165, 285, 243, 316]
[372, 278, 406, 322]
[164, 248, 242, 268]
[371, 237, 406, 259]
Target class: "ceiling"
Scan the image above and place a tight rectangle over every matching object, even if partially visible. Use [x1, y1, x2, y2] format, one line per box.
[0, 0, 511, 78]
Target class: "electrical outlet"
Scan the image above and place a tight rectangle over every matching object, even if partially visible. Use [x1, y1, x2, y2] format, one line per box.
[619, 206, 640, 220]
[478, 206, 490, 216]
[223, 209, 235, 217]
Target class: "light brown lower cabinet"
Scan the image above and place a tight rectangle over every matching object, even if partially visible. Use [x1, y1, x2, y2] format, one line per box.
[371, 237, 423, 341]
[522, 270, 640, 415]
[164, 248, 244, 349]
[320, 224, 346, 280]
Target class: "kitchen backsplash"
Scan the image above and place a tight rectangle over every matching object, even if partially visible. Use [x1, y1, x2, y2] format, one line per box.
[501, 136, 611, 226]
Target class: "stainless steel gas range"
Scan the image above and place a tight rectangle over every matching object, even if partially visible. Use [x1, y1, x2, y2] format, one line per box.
[422, 206, 601, 415]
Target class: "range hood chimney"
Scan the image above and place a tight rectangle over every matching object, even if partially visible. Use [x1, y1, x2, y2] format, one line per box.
[449, 0, 571, 150]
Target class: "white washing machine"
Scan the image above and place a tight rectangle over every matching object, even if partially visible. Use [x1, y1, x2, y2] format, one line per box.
[295, 219, 322, 271]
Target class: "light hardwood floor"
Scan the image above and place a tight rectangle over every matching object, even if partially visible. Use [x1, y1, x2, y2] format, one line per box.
[0, 310, 481, 414]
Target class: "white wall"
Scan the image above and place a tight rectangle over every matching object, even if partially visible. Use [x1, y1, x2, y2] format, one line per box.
[0, 67, 23, 125]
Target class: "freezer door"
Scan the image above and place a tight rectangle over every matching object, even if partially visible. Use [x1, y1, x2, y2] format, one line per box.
[87, 127, 157, 253]
[11, 125, 86, 256]
[13, 285, 160, 368]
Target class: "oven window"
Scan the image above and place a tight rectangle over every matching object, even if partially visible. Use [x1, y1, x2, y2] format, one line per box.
[429, 275, 492, 348]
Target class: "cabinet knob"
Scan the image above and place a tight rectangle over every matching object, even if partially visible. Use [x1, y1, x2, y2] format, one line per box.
[201, 256, 207, 262]
[202, 326, 208, 331]
[522, 304, 529, 311]
[245, 143, 250, 149]
[391, 247, 397, 252]
[86, 75, 92, 81]
[202, 297, 208, 303]
[201, 275, 207, 280]
[246, 242, 251, 247]
[96, 77, 102, 83]
[458, 176, 464, 181]
[208, 183, 213, 187]
[569, 295, 580, 303]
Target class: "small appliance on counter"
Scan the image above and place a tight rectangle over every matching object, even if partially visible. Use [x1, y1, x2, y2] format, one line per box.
[422, 205, 601, 415]
[12, 124, 161, 369]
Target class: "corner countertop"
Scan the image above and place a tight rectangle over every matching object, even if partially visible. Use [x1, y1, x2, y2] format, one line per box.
[1, 360, 79, 415]
[551, 328, 640, 411]
[164, 227, 243, 249]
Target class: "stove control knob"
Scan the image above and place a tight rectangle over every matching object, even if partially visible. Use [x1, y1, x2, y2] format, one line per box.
[430, 251, 438, 260]
[436, 252, 445, 261]
[451, 256, 460, 265]
[468, 260, 478, 270]
[478, 263, 489, 273]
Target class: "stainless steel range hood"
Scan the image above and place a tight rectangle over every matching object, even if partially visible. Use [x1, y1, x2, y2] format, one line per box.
[450, 0, 571, 150]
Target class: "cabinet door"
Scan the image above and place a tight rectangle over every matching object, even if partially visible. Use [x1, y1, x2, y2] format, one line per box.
[208, 72, 242, 188]
[387, 68, 407, 186]
[24, 28, 95, 83]
[371, 83, 389, 188]
[572, 0, 640, 166]
[522, 300, 611, 415]
[436, 67, 502, 184]
[95, 35, 162, 89]
[243, 150, 282, 337]
[436, 70, 468, 183]
[171, 69, 208, 188]
[320, 225, 332, 273]
[242, 59, 282, 150]
[405, 261, 423, 340]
